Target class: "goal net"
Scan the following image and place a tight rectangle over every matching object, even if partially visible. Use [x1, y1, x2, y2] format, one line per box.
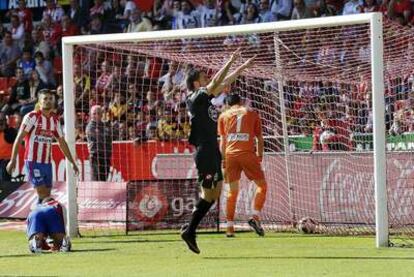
[62, 13, 414, 246]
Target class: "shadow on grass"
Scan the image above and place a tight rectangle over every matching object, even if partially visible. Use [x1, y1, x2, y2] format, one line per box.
[0, 253, 41, 258]
[81, 232, 180, 238]
[204, 256, 414, 261]
[0, 275, 56, 277]
[0, 248, 116, 258]
[70, 248, 116, 253]
[78, 239, 181, 244]
[124, 230, 220, 236]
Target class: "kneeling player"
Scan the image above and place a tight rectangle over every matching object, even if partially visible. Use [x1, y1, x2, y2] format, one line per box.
[27, 197, 71, 253]
[218, 93, 267, 237]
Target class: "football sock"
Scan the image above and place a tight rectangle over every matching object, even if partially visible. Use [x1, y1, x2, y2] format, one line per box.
[186, 198, 214, 234]
[226, 188, 239, 222]
[253, 182, 267, 214]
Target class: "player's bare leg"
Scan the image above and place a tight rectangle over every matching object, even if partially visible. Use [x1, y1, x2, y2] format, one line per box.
[226, 181, 239, 237]
[50, 233, 71, 252]
[35, 185, 52, 204]
[248, 179, 267, 236]
[201, 181, 222, 202]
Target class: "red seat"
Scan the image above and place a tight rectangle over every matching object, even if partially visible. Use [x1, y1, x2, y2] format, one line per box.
[53, 56, 63, 85]
[0, 77, 9, 91]
[7, 114, 17, 128]
[8, 78, 16, 89]
[53, 56, 63, 72]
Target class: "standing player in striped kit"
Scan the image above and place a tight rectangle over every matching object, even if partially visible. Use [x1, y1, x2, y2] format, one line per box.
[7, 89, 79, 204]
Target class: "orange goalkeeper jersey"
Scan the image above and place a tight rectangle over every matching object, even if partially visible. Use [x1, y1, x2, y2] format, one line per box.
[218, 105, 262, 156]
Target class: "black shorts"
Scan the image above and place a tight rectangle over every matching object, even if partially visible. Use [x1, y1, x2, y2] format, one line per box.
[194, 144, 223, 189]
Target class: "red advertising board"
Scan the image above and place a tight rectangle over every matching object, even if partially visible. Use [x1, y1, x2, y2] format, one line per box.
[153, 152, 414, 227]
[12, 141, 193, 182]
[127, 179, 218, 231]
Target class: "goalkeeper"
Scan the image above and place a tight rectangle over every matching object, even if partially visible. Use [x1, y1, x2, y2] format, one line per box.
[181, 48, 255, 254]
[218, 93, 267, 237]
[27, 197, 71, 253]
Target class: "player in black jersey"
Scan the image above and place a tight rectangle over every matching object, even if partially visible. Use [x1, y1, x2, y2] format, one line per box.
[181, 48, 255, 254]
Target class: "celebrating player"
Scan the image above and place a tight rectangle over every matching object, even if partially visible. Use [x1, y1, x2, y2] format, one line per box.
[6, 89, 79, 205]
[181, 49, 255, 254]
[218, 93, 267, 237]
[27, 197, 71, 253]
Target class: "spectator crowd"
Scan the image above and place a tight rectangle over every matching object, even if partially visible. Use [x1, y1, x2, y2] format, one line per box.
[1, 0, 414, 154]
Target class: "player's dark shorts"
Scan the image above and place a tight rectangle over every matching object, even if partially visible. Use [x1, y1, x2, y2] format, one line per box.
[194, 144, 223, 189]
[27, 206, 65, 239]
[25, 161, 53, 188]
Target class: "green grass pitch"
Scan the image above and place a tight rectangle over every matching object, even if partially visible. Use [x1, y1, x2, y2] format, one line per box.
[1, 230, 414, 276]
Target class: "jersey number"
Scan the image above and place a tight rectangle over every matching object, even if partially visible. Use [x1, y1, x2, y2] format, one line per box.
[236, 114, 244, 133]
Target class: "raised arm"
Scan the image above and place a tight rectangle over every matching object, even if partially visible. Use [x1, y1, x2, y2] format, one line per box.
[216, 55, 256, 93]
[206, 48, 242, 96]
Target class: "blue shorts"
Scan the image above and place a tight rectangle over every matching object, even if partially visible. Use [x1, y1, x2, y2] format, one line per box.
[25, 161, 53, 188]
[27, 206, 65, 239]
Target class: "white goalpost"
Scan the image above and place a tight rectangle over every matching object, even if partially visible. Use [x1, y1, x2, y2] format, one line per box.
[62, 42, 78, 238]
[369, 14, 388, 248]
[62, 13, 389, 247]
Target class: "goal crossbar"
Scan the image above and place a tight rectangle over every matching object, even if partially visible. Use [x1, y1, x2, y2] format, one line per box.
[63, 14, 376, 45]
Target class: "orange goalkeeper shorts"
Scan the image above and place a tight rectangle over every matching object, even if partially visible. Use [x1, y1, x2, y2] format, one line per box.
[225, 152, 265, 183]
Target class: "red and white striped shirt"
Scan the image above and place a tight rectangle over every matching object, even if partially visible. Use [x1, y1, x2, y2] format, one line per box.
[22, 111, 63, 164]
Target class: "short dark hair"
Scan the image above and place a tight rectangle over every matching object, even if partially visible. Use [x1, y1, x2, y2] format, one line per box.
[34, 51, 44, 59]
[186, 68, 201, 91]
[225, 93, 241, 106]
[38, 89, 55, 97]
